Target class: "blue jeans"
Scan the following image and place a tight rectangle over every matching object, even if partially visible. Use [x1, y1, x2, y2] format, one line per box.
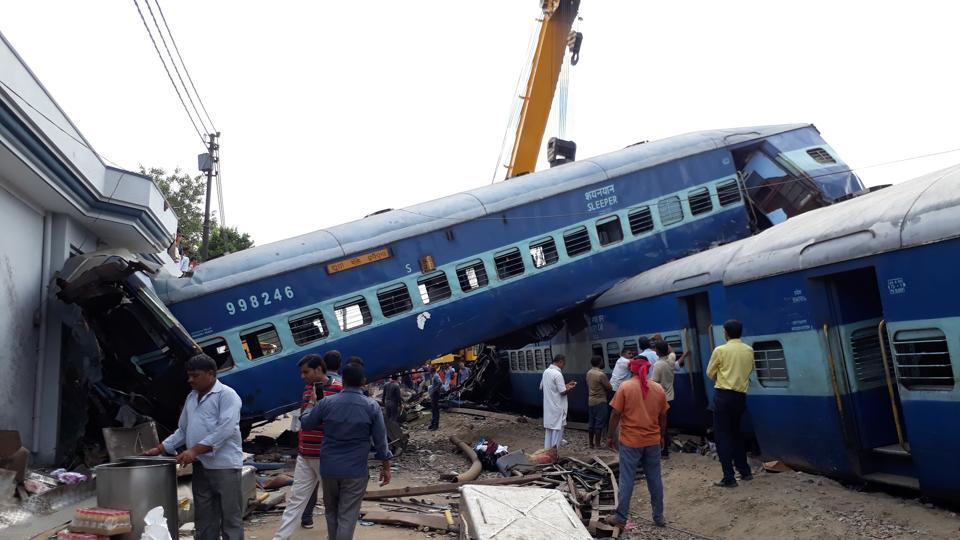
[616, 443, 664, 523]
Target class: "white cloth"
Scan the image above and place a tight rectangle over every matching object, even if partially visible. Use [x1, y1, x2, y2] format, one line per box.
[179, 256, 191, 273]
[540, 365, 568, 430]
[272, 455, 321, 540]
[610, 356, 632, 390]
[544, 428, 563, 449]
[640, 348, 658, 364]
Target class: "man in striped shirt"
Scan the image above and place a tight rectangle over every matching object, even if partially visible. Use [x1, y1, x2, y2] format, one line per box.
[273, 354, 341, 539]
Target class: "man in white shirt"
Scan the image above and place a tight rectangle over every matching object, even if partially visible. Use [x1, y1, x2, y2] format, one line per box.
[610, 347, 637, 391]
[540, 354, 577, 449]
[179, 247, 192, 275]
[638, 336, 658, 364]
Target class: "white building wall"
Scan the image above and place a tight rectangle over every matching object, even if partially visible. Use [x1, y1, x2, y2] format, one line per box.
[0, 182, 44, 446]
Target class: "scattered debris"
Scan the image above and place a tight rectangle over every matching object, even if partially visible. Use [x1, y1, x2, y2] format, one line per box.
[764, 460, 793, 473]
[460, 484, 591, 539]
[440, 436, 483, 483]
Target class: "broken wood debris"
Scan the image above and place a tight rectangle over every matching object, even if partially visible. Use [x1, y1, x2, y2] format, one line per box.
[363, 473, 542, 500]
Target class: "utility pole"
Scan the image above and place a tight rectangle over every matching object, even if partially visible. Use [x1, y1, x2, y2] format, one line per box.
[199, 132, 219, 261]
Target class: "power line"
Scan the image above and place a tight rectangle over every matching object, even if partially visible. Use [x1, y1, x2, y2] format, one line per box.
[152, 0, 218, 132]
[132, 0, 206, 146]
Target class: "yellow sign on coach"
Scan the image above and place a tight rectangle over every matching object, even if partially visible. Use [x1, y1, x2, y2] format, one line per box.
[326, 248, 392, 274]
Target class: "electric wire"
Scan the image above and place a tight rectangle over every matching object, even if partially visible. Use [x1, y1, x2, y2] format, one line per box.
[131, 0, 207, 146]
[153, 0, 218, 132]
[142, 0, 209, 135]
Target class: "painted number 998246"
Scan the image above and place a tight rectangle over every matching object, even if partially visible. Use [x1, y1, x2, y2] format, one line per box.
[226, 286, 294, 315]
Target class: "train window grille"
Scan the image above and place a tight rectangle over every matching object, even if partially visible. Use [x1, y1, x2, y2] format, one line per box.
[201, 337, 234, 371]
[417, 271, 452, 304]
[545, 348, 553, 363]
[377, 284, 413, 318]
[892, 329, 955, 390]
[334, 296, 373, 331]
[289, 309, 329, 346]
[456, 260, 489, 292]
[849, 327, 891, 386]
[716, 179, 742, 206]
[658, 196, 684, 226]
[607, 341, 621, 370]
[240, 324, 283, 361]
[753, 340, 789, 387]
[530, 237, 559, 268]
[596, 216, 624, 246]
[807, 147, 837, 165]
[628, 207, 654, 235]
[664, 335, 683, 357]
[591, 343, 604, 364]
[494, 248, 525, 280]
[509, 351, 518, 371]
[622, 339, 638, 355]
[535, 349, 545, 371]
[563, 226, 592, 257]
[688, 187, 713, 216]
[526, 350, 536, 372]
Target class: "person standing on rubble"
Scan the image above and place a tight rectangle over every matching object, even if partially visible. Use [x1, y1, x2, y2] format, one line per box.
[707, 319, 755, 488]
[271, 355, 338, 538]
[427, 367, 443, 431]
[541, 354, 577, 450]
[382, 374, 402, 423]
[606, 354, 669, 529]
[144, 354, 244, 540]
[300, 363, 393, 540]
[586, 355, 612, 449]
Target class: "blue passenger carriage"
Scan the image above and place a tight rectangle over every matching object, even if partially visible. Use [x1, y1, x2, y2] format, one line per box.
[574, 165, 960, 500]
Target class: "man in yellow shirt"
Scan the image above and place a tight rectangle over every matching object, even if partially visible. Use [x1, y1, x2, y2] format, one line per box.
[706, 319, 754, 488]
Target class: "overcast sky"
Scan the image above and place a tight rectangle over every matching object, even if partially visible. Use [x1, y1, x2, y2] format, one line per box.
[2, 1, 958, 245]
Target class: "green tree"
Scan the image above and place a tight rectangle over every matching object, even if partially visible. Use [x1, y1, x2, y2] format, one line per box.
[144, 166, 254, 261]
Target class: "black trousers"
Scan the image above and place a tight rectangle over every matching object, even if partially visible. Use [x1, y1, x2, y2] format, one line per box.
[714, 389, 751, 482]
[429, 395, 440, 428]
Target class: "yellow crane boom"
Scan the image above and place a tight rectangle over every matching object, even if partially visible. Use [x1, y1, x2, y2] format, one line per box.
[506, 0, 581, 179]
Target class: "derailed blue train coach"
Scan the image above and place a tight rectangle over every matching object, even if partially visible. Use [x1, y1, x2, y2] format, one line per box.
[583, 165, 960, 501]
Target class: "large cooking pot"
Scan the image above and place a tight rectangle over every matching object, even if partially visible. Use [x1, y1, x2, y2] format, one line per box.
[94, 456, 178, 539]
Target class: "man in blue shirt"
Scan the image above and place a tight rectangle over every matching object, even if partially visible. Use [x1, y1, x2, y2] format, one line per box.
[428, 367, 443, 431]
[145, 354, 244, 540]
[301, 363, 393, 540]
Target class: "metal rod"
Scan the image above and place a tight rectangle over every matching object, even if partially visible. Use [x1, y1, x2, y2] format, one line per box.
[877, 320, 908, 451]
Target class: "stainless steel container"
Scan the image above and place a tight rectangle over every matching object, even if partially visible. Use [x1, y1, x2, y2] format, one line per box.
[95, 456, 178, 539]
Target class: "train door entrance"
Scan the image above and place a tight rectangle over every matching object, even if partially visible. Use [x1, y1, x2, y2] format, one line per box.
[682, 292, 715, 408]
[818, 267, 915, 483]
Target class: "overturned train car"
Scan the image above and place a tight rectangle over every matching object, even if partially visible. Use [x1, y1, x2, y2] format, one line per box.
[57, 124, 863, 434]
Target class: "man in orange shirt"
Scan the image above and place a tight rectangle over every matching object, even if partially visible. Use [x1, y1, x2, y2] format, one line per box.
[606, 357, 669, 528]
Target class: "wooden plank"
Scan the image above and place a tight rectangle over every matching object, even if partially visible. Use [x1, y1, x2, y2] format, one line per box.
[593, 455, 619, 512]
[363, 474, 542, 500]
[360, 509, 456, 531]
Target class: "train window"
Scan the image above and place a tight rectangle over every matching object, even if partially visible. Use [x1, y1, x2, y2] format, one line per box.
[456, 260, 489, 292]
[596, 216, 624, 246]
[545, 348, 553, 363]
[622, 339, 637, 355]
[200, 337, 234, 371]
[509, 351, 518, 371]
[658, 196, 684, 226]
[892, 329, 955, 390]
[563, 226, 592, 257]
[418, 271, 452, 304]
[807, 147, 836, 165]
[664, 335, 684, 357]
[377, 284, 413, 318]
[850, 327, 888, 385]
[753, 340, 788, 387]
[240, 324, 282, 361]
[591, 343, 604, 363]
[535, 349, 545, 371]
[628, 207, 654, 235]
[688, 187, 713, 216]
[716, 179, 742, 206]
[606, 341, 620, 369]
[289, 309, 329, 346]
[529, 237, 559, 268]
[334, 296, 373, 331]
[494, 248, 525, 280]
[526, 350, 536, 372]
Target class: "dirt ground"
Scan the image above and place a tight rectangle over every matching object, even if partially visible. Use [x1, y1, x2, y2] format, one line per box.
[240, 411, 960, 540]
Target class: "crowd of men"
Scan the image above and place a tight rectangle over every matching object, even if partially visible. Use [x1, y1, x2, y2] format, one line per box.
[540, 319, 755, 529]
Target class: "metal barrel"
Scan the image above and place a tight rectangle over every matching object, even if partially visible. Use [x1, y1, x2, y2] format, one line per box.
[94, 456, 178, 539]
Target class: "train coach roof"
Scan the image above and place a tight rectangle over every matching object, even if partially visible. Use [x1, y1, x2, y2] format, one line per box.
[153, 124, 810, 304]
[595, 164, 960, 306]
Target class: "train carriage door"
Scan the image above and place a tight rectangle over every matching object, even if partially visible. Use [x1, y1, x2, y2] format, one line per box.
[816, 267, 914, 478]
[677, 293, 713, 430]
